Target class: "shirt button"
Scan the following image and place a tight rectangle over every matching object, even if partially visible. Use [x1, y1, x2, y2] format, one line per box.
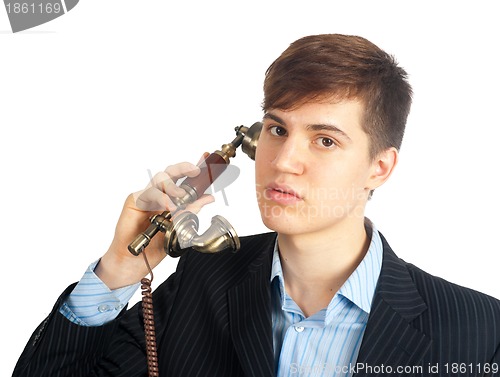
[98, 304, 111, 312]
[294, 326, 305, 332]
[115, 304, 124, 311]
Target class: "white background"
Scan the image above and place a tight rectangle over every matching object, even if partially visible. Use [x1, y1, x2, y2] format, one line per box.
[2, 1, 499, 375]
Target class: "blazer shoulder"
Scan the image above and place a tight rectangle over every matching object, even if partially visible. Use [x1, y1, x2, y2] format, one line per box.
[404, 260, 500, 310]
[379, 232, 500, 313]
[404, 260, 500, 357]
[379, 232, 500, 336]
[178, 232, 277, 283]
[238, 232, 277, 254]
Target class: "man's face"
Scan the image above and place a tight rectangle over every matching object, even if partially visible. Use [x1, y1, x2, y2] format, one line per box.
[255, 99, 377, 236]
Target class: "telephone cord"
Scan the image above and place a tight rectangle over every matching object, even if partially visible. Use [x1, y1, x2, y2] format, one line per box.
[141, 252, 160, 377]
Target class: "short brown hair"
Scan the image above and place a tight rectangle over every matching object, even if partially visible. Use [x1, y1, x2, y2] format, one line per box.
[263, 34, 413, 159]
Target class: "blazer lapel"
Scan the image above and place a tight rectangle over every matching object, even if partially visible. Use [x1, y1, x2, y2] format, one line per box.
[354, 233, 431, 376]
[227, 235, 275, 377]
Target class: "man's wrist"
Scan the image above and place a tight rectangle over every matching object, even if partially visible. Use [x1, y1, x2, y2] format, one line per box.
[60, 260, 139, 326]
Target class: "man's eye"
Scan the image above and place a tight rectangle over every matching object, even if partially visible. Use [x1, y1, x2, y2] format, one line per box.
[316, 137, 336, 149]
[269, 126, 287, 136]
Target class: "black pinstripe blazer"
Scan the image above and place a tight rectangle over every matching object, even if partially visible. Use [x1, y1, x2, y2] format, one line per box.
[14, 232, 500, 376]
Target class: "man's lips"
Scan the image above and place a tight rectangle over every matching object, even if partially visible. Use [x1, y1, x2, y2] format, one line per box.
[264, 184, 303, 204]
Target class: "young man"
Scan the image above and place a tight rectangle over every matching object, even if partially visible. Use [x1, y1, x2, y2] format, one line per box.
[14, 34, 500, 377]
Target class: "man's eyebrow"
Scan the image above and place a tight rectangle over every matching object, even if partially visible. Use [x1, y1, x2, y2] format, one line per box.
[263, 112, 352, 142]
[263, 112, 285, 124]
[306, 124, 352, 142]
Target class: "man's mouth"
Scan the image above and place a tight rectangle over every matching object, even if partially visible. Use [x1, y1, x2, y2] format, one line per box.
[265, 184, 303, 203]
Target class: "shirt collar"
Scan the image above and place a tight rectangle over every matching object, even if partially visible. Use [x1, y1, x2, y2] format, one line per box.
[270, 219, 383, 315]
[270, 242, 287, 309]
[336, 221, 383, 314]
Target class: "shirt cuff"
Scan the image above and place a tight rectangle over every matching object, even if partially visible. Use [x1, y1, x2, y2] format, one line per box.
[59, 260, 140, 326]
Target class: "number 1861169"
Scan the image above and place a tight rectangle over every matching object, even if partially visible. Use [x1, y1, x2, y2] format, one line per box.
[5, 2, 62, 14]
[443, 363, 499, 374]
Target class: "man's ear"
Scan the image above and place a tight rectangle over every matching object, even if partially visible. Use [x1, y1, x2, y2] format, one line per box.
[366, 147, 399, 191]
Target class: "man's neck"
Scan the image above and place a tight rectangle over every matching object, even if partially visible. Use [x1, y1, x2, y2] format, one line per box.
[277, 217, 370, 317]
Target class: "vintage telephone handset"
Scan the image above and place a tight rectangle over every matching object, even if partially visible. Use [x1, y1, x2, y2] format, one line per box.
[127, 122, 262, 377]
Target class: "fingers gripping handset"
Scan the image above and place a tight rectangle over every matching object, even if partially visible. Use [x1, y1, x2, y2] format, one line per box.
[128, 122, 262, 258]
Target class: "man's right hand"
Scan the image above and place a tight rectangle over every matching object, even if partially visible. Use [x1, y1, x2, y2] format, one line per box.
[95, 156, 214, 290]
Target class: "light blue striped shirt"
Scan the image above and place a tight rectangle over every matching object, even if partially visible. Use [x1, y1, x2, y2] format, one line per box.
[271, 225, 383, 377]
[61, 224, 383, 376]
[59, 260, 139, 326]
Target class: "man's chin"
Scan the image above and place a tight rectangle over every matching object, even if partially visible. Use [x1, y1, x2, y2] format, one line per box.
[259, 214, 303, 235]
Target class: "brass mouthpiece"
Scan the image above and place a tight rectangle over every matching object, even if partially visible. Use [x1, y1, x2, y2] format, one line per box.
[164, 211, 240, 258]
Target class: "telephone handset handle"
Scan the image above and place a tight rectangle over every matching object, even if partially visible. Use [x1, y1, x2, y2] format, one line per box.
[171, 122, 262, 208]
[181, 153, 227, 200]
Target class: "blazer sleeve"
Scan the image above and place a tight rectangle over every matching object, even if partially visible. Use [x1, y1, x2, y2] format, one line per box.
[12, 255, 187, 377]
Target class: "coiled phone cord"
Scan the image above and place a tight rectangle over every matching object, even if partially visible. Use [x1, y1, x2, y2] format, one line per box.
[141, 252, 160, 377]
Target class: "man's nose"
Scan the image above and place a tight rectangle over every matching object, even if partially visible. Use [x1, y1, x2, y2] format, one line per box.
[271, 138, 305, 175]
